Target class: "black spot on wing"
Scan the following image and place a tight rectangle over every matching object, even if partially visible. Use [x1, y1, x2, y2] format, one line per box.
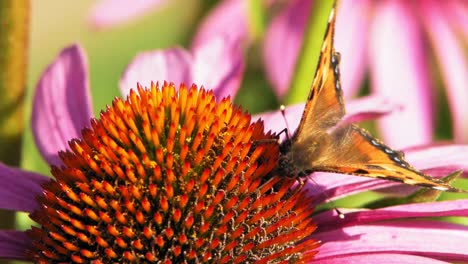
[307, 84, 317, 101]
[353, 169, 369, 174]
[376, 175, 405, 183]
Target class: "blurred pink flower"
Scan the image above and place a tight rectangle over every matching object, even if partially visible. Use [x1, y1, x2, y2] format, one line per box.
[2, 43, 468, 262]
[262, 0, 468, 149]
[88, 0, 169, 30]
[120, 35, 245, 100]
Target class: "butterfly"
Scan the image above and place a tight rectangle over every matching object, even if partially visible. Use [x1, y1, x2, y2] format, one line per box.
[278, 1, 464, 193]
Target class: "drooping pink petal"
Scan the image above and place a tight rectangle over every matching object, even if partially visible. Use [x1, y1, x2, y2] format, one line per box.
[192, 36, 245, 99]
[0, 231, 31, 260]
[421, 0, 468, 143]
[369, 1, 433, 149]
[313, 253, 449, 264]
[313, 200, 468, 233]
[120, 48, 192, 97]
[0, 163, 49, 212]
[0, 163, 48, 213]
[192, 0, 250, 49]
[88, 0, 169, 30]
[404, 144, 468, 175]
[304, 172, 395, 205]
[341, 95, 400, 124]
[335, 0, 371, 98]
[32, 44, 94, 166]
[263, 0, 311, 98]
[314, 221, 468, 262]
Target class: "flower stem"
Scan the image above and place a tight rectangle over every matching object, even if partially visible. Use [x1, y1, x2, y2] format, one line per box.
[284, 0, 335, 104]
[247, 0, 266, 41]
[0, 0, 30, 232]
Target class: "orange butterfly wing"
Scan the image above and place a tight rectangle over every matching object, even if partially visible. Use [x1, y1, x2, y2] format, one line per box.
[310, 125, 461, 192]
[280, 1, 464, 192]
[292, 4, 345, 145]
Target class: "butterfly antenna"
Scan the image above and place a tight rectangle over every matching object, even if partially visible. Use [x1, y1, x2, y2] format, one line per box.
[280, 105, 292, 139]
[307, 176, 345, 219]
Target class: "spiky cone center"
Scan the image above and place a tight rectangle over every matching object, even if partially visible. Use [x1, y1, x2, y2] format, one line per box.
[28, 83, 319, 263]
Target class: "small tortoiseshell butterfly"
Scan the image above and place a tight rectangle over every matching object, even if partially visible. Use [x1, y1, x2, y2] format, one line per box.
[278, 1, 464, 192]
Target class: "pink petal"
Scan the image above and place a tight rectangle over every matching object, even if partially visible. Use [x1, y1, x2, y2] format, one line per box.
[192, 0, 249, 49]
[192, 36, 245, 99]
[421, 1, 468, 143]
[0, 163, 48, 213]
[0, 231, 31, 260]
[342, 95, 400, 124]
[313, 253, 449, 264]
[335, 0, 371, 98]
[262, 0, 311, 98]
[370, 1, 433, 149]
[314, 200, 468, 233]
[314, 221, 468, 261]
[404, 144, 468, 175]
[88, 0, 168, 30]
[304, 172, 396, 205]
[32, 44, 94, 165]
[120, 48, 192, 97]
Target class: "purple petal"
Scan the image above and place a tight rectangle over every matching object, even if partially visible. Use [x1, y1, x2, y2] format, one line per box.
[314, 221, 468, 262]
[120, 47, 192, 97]
[88, 0, 168, 30]
[421, 1, 468, 143]
[32, 44, 94, 166]
[263, 0, 311, 98]
[192, 36, 245, 99]
[0, 163, 48, 213]
[192, 0, 249, 49]
[370, 1, 433, 149]
[313, 253, 449, 264]
[304, 172, 396, 205]
[341, 95, 400, 124]
[404, 144, 468, 175]
[0, 231, 31, 260]
[313, 200, 468, 233]
[335, 0, 371, 98]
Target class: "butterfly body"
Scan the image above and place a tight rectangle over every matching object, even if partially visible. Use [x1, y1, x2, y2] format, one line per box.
[277, 2, 464, 192]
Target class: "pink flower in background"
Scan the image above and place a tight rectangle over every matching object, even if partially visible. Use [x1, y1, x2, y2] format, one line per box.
[190, 0, 251, 49]
[263, 0, 468, 149]
[88, 0, 169, 30]
[120, 35, 245, 100]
